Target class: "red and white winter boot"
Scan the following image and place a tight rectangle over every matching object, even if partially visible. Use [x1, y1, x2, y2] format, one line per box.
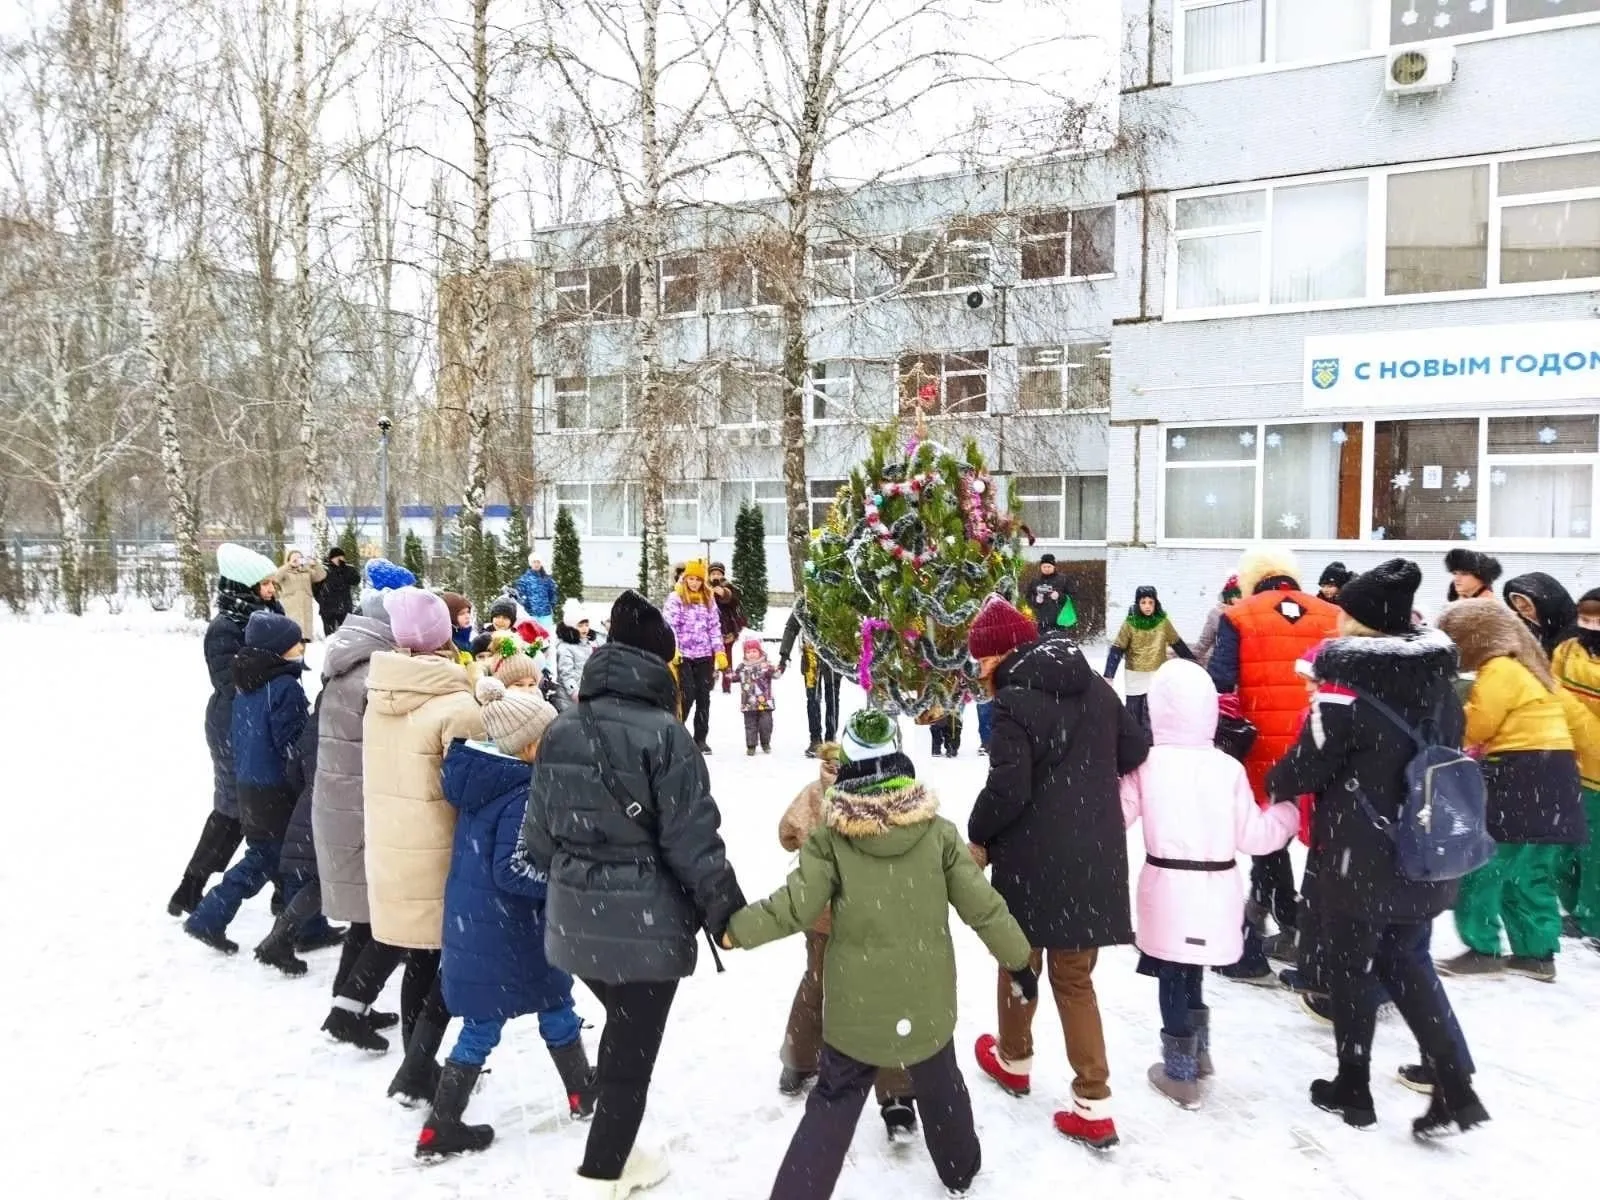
[1053, 1091, 1119, 1150]
[974, 1034, 1030, 1097]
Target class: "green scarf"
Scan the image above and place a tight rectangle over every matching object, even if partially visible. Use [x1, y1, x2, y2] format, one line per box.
[1125, 610, 1166, 632]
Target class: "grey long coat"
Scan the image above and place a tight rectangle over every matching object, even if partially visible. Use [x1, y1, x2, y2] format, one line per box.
[311, 615, 395, 923]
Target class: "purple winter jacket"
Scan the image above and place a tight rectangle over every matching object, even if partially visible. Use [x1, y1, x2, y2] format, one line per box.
[663, 592, 723, 660]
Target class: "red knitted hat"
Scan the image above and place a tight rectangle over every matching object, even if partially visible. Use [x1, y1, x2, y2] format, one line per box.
[968, 595, 1037, 660]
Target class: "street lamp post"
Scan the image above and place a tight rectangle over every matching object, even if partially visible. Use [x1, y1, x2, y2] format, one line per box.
[377, 416, 393, 561]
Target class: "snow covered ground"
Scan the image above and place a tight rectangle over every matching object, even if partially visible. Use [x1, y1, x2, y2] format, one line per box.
[6, 613, 1597, 1200]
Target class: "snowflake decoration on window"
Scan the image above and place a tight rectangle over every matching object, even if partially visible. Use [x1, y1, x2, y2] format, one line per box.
[1459, 520, 1477, 540]
[1454, 470, 1473, 491]
[1538, 426, 1559, 444]
[1491, 468, 1509, 487]
[1239, 430, 1256, 449]
[1401, 7, 1419, 25]
[1266, 432, 1283, 450]
[1170, 434, 1187, 451]
[1331, 428, 1349, 445]
[1373, 526, 1387, 541]
[1435, 12, 1451, 28]
[1391, 470, 1414, 491]
[1574, 518, 1591, 535]
[1469, 0, 1488, 11]
[1204, 493, 1218, 507]
[1279, 512, 1301, 532]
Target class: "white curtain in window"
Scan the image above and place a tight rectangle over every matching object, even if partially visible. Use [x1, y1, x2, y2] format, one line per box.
[1491, 464, 1594, 539]
[1165, 467, 1257, 539]
[1264, 424, 1344, 539]
[592, 485, 628, 536]
[1276, 0, 1373, 63]
[1184, 0, 1263, 73]
[1271, 180, 1368, 303]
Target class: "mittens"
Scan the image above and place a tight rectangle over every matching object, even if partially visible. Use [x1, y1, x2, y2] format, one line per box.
[1008, 966, 1039, 1003]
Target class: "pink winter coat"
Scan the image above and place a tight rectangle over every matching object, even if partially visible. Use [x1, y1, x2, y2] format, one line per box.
[1120, 660, 1299, 966]
[663, 590, 723, 660]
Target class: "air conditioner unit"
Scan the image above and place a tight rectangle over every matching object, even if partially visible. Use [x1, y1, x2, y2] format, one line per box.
[1385, 43, 1455, 96]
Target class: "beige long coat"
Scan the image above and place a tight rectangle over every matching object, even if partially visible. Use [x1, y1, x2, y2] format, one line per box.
[362, 649, 485, 949]
[274, 557, 326, 640]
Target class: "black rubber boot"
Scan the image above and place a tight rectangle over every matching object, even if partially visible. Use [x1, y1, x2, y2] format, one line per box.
[1311, 1065, 1376, 1129]
[323, 1006, 389, 1053]
[367, 1009, 399, 1031]
[167, 875, 205, 917]
[881, 1096, 918, 1142]
[548, 1039, 597, 1119]
[254, 914, 309, 977]
[184, 925, 239, 955]
[388, 1019, 446, 1108]
[1413, 1066, 1490, 1139]
[415, 1060, 495, 1160]
[777, 1066, 815, 1096]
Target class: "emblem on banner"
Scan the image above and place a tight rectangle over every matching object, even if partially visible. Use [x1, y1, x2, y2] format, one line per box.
[1310, 358, 1340, 390]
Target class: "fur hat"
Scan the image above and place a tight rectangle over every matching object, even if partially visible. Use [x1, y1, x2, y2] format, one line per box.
[562, 597, 587, 627]
[609, 589, 676, 663]
[1236, 548, 1300, 597]
[216, 543, 277, 588]
[442, 592, 472, 627]
[1437, 598, 1556, 690]
[244, 610, 302, 655]
[363, 557, 416, 591]
[386, 587, 452, 653]
[1444, 548, 1503, 589]
[475, 676, 555, 757]
[1318, 561, 1354, 590]
[1336, 558, 1422, 636]
[488, 597, 518, 624]
[486, 635, 541, 686]
[968, 594, 1038, 660]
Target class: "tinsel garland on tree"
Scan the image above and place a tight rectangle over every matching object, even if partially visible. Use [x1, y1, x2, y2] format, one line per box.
[801, 423, 1022, 716]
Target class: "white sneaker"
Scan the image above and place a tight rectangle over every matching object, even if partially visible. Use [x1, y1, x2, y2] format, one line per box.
[567, 1148, 670, 1200]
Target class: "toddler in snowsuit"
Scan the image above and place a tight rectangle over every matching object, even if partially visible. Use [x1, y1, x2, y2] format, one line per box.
[1552, 589, 1600, 949]
[774, 743, 917, 1141]
[738, 637, 777, 754]
[1105, 586, 1194, 734]
[416, 676, 595, 1160]
[1119, 660, 1299, 1108]
[185, 611, 309, 954]
[929, 706, 963, 758]
[724, 711, 1036, 1199]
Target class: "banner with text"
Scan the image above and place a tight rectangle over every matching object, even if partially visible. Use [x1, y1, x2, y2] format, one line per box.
[1304, 320, 1600, 408]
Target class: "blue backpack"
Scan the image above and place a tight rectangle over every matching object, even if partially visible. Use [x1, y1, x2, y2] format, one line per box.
[1350, 688, 1495, 883]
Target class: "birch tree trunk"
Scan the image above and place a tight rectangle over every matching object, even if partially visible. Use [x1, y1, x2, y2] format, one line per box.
[291, 0, 328, 554]
[47, 310, 87, 615]
[634, 0, 669, 599]
[458, 0, 493, 552]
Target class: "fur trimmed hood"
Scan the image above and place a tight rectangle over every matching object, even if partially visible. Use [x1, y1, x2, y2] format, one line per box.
[1437, 598, 1556, 690]
[1237, 547, 1301, 597]
[1313, 625, 1459, 697]
[823, 779, 939, 849]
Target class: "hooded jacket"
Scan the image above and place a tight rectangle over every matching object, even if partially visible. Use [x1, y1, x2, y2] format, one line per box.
[522, 642, 745, 984]
[230, 646, 309, 841]
[1502, 572, 1578, 657]
[968, 636, 1149, 949]
[1120, 661, 1299, 966]
[1267, 628, 1465, 921]
[515, 568, 557, 618]
[203, 579, 284, 817]
[1553, 634, 1600, 790]
[440, 739, 574, 1021]
[663, 585, 723, 660]
[311, 614, 395, 924]
[554, 623, 599, 698]
[272, 557, 326, 641]
[729, 778, 1031, 1069]
[362, 649, 485, 949]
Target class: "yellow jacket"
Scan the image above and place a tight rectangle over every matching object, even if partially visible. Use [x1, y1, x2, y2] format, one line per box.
[1552, 639, 1600, 788]
[1464, 656, 1576, 757]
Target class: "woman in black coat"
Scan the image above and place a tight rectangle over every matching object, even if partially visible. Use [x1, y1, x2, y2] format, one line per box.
[314, 548, 363, 635]
[523, 590, 745, 1195]
[1268, 559, 1486, 1138]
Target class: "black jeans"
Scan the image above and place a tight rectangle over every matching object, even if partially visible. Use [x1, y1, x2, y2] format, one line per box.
[183, 810, 243, 881]
[770, 1040, 980, 1199]
[804, 666, 841, 745]
[401, 950, 443, 1047]
[334, 930, 404, 1010]
[1326, 915, 1473, 1085]
[578, 979, 679, 1182]
[679, 657, 714, 745]
[930, 715, 963, 756]
[1155, 962, 1205, 1038]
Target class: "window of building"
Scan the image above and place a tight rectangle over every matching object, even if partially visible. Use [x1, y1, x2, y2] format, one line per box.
[1012, 475, 1108, 541]
[1385, 166, 1489, 295]
[898, 350, 989, 415]
[719, 263, 783, 310]
[659, 255, 699, 314]
[1497, 151, 1600, 285]
[720, 367, 784, 425]
[1179, 0, 1373, 77]
[664, 483, 700, 536]
[1262, 422, 1366, 539]
[1163, 425, 1259, 540]
[554, 263, 641, 320]
[809, 478, 848, 531]
[720, 480, 788, 538]
[556, 482, 633, 536]
[898, 218, 993, 294]
[809, 361, 854, 421]
[1486, 414, 1598, 539]
[555, 483, 593, 535]
[1372, 419, 1480, 541]
[1393, 0, 1600, 44]
[553, 375, 627, 430]
[1017, 342, 1111, 412]
[1506, 0, 1600, 22]
[1020, 207, 1115, 280]
[810, 243, 855, 302]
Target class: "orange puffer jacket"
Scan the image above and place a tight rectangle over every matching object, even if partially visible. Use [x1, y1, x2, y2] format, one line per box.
[1231, 589, 1341, 805]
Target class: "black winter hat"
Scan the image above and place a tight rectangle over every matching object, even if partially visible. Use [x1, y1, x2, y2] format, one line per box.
[1337, 558, 1421, 636]
[1444, 548, 1503, 588]
[1318, 561, 1354, 589]
[489, 597, 518, 623]
[1038, 553, 1056, 566]
[609, 589, 677, 663]
[245, 610, 303, 655]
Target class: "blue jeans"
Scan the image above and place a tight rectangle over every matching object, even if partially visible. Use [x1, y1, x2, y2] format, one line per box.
[185, 838, 281, 936]
[1155, 962, 1205, 1037]
[976, 701, 993, 748]
[447, 996, 583, 1067]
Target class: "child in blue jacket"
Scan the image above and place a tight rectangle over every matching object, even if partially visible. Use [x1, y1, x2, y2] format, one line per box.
[186, 611, 309, 954]
[416, 675, 594, 1161]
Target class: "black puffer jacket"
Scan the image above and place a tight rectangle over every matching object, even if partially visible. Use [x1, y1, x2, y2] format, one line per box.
[203, 579, 283, 818]
[523, 641, 745, 984]
[315, 556, 362, 623]
[1267, 628, 1464, 922]
[278, 692, 322, 884]
[968, 635, 1149, 950]
[1502, 572, 1577, 657]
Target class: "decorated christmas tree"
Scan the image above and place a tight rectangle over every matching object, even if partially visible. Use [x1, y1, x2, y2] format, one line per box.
[802, 422, 1023, 717]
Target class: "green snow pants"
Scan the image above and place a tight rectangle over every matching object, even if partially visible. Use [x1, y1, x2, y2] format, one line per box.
[1454, 843, 1564, 959]
[1555, 789, 1600, 938]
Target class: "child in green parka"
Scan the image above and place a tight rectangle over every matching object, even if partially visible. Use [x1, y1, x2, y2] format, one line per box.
[1105, 585, 1194, 736]
[723, 710, 1035, 1200]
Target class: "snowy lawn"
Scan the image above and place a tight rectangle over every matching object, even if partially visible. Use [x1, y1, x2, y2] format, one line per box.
[5, 616, 1595, 1199]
